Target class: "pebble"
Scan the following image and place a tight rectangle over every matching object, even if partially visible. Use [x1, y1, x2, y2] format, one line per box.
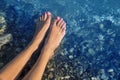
[88, 48, 95, 55]
[64, 64, 68, 68]
[69, 55, 73, 59]
[49, 68, 54, 71]
[61, 52, 65, 56]
[61, 77, 64, 80]
[15, 48, 22, 52]
[60, 76, 70, 80]
[69, 48, 74, 53]
[0, 34, 13, 49]
[63, 48, 68, 55]
[98, 34, 104, 41]
[64, 75, 70, 79]
[108, 69, 113, 72]
[91, 77, 98, 80]
[48, 72, 53, 79]
[100, 23, 104, 29]
[108, 69, 115, 77]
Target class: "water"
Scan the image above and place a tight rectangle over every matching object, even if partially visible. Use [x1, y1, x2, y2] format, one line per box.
[0, 0, 120, 80]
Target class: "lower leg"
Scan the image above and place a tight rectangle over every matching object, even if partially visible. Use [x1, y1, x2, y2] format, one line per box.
[0, 39, 39, 80]
[0, 12, 51, 80]
[23, 17, 66, 80]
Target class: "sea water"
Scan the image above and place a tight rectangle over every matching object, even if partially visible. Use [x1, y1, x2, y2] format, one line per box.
[0, 0, 120, 80]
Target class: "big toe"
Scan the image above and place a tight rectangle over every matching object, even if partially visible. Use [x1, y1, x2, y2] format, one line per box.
[53, 17, 60, 26]
[46, 12, 51, 22]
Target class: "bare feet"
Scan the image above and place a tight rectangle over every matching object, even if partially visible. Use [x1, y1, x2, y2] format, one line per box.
[33, 12, 51, 46]
[44, 17, 66, 59]
[22, 16, 66, 80]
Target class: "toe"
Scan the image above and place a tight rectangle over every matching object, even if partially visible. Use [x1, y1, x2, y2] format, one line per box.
[53, 17, 60, 25]
[57, 18, 63, 26]
[46, 12, 51, 22]
[40, 16, 42, 20]
[43, 12, 47, 21]
[59, 21, 65, 32]
[60, 20, 65, 28]
[57, 16, 60, 20]
[62, 24, 66, 35]
[47, 12, 51, 16]
[62, 23, 66, 31]
[41, 15, 44, 20]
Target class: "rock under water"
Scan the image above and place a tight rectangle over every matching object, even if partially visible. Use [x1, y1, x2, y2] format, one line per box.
[0, 12, 13, 49]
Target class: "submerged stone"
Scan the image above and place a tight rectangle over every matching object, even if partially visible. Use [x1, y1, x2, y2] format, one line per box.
[100, 23, 104, 29]
[69, 55, 73, 59]
[0, 12, 6, 35]
[0, 12, 13, 49]
[48, 72, 53, 79]
[88, 48, 95, 55]
[0, 34, 13, 49]
[91, 77, 98, 80]
[69, 48, 74, 53]
[64, 75, 70, 79]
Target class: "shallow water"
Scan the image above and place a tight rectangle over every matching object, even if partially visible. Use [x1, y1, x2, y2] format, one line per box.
[0, 0, 120, 80]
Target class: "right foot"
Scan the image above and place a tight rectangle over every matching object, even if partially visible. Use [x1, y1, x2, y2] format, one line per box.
[33, 12, 51, 46]
[44, 17, 66, 58]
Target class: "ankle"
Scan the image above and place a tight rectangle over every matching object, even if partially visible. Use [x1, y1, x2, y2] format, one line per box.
[41, 45, 55, 59]
[43, 45, 54, 53]
[28, 39, 40, 51]
[45, 43, 56, 51]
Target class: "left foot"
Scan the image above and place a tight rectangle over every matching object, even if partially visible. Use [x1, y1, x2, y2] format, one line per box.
[33, 12, 51, 46]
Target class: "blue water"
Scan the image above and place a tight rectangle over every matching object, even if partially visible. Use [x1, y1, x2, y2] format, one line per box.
[0, 0, 120, 80]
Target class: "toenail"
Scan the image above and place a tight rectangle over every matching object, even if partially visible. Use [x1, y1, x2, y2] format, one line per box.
[62, 20, 64, 23]
[61, 18, 63, 21]
[57, 17, 60, 20]
[47, 12, 51, 15]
